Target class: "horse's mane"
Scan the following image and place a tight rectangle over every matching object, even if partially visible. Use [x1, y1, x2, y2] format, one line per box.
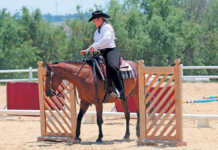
[52, 60, 85, 65]
[46, 60, 86, 71]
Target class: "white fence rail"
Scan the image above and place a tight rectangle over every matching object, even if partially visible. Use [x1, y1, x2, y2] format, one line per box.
[1, 65, 218, 82]
[182, 65, 218, 81]
[0, 67, 38, 83]
[0, 110, 217, 128]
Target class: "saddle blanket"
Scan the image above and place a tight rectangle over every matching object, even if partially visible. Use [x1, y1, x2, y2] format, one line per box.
[120, 61, 135, 79]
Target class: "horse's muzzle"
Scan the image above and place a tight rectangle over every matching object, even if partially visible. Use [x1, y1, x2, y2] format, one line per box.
[46, 89, 55, 97]
[46, 89, 64, 98]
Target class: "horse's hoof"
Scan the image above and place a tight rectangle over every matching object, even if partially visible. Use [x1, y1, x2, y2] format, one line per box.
[96, 138, 102, 143]
[123, 135, 130, 140]
[74, 137, 81, 143]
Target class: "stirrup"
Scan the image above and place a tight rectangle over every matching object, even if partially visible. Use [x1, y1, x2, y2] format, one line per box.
[114, 88, 126, 101]
[114, 88, 120, 98]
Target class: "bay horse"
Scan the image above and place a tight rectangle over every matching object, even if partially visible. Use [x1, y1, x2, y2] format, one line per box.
[45, 55, 140, 143]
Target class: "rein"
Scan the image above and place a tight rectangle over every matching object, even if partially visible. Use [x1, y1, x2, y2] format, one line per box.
[47, 52, 96, 97]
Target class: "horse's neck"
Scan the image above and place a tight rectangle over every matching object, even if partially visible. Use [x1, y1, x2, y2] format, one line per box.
[57, 62, 93, 86]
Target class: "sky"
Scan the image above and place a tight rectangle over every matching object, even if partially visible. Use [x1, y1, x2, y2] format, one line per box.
[0, 0, 109, 15]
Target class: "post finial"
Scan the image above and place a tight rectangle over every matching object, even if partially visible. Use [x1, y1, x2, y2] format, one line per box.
[37, 61, 43, 67]
[174, 59, 181, 66]
[138, 60, 144, 65]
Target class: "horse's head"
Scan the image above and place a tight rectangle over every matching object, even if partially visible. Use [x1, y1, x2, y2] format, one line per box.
[45, 60, 91, 98]
[45, 63, 63, 98]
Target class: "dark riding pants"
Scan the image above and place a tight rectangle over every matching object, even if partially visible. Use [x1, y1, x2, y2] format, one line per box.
[100, 48, 124, 92]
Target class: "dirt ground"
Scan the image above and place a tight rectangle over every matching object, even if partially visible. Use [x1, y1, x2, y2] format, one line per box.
[1, 82, 218, 150]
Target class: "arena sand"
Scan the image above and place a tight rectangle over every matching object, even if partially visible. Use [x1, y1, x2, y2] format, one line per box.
[0, 82, 218, 150]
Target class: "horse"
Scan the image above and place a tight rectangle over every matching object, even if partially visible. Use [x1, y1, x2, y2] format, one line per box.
[45, 55, 140, 143]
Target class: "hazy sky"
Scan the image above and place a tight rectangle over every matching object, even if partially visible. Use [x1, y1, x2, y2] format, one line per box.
[0, 0, 109, 15]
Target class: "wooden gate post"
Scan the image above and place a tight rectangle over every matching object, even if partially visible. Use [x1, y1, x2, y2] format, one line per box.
[37, 61, 46, 137]
[138, 60, 146, 144]
[137, 59, 186, 146]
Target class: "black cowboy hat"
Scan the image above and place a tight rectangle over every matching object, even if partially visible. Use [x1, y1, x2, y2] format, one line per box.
[88, 10, 110, 22]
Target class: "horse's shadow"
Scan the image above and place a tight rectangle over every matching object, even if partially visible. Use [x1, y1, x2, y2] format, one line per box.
[67, 139, 134, 145]
[34, 139, 178, 148]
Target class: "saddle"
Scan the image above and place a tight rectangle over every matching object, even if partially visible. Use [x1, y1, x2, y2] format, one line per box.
[86, 54, 136, 81]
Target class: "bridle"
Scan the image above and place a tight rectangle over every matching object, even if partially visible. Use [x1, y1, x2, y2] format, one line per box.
[46, 67, 64, 97]
[46, 61, 86, 97]
[46, 67, 54, 96]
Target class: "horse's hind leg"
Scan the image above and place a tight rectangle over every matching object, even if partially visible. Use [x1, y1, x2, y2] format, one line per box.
[75, 100, 90, 142]
[95, 102, 103, 143]
[121, 100, 130, 140]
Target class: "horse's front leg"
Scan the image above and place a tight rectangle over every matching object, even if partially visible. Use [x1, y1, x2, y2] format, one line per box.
[75, 100, 90, 142]
[121, 100, 130, 140]
[95, 102, 103, 143]
[136, 111, 140, 138]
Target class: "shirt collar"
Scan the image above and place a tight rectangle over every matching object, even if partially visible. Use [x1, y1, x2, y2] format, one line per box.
[98, 22, 106, 33]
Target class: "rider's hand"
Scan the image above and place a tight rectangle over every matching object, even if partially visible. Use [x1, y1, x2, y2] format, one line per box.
[90, 47, 100, 53]
[80, 50, 88, 55]
[89, 47, 95, 53]
[80, 47, 99, 55]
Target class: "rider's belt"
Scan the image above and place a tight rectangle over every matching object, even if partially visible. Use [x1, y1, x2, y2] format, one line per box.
[99, 48, 116, 54]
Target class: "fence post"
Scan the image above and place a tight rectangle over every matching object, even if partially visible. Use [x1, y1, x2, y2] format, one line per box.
[174, 59, 186, 145]
[138, 60, 146, 144]
[180, 64, 184, 81]
[37, 62, 46, 137]
[69, 84, 77, 140]
[29, 67, 33, 81]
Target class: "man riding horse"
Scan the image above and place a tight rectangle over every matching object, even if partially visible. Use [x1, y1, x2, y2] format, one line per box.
[80, 10, 125, 101]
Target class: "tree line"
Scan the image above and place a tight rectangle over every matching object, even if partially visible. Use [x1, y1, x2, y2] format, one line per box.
[0, 0, 218, 77]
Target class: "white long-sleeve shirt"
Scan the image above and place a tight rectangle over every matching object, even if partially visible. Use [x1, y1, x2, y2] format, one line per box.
[86, 22, 116, 51]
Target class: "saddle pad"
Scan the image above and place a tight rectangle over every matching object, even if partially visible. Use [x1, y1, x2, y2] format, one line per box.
[120, 61, 133, 72]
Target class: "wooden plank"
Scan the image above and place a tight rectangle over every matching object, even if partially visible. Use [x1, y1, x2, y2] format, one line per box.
[147, 102, 175, 133]
[144, 74, 153, 86]
[70, 84, 77, 139]
[37, 62, 46, 136]
[148, 104, 175, 136]
[144, 74, 160, 95]
[146, 77, 174, 113]
[46, 121, 55, 134]
[45, 104, 62, 134]
[38, 136, 73, 142]
[159, 115, 176, 137]
[147, 87, 174, 121]
[45, 100, 69, 134]
[52, 96, 72, 122]
[46, 115, 61, 135]
[141, 135, 177, 141]
[56, 92, 72, 113]
[145, 74, 168, 107]
[46, 133, 73, 137]
[174, 59, 184, 142]
[166, 125, 176, 137]
[138, 60, 146, 143]
[60, 82, 71, 91]
[49, 97, 72, 131]
[143, 66, 174, 74]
